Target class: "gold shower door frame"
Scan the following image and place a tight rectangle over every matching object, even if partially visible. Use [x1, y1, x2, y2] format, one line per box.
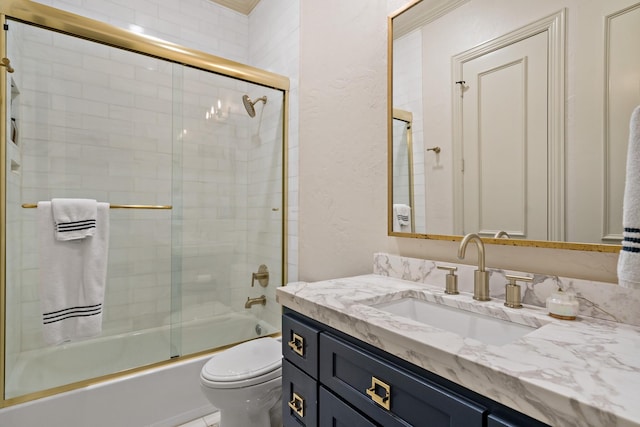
[0, 0, 289, 407]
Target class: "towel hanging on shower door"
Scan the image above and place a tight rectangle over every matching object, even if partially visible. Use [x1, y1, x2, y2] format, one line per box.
[38, 200, 110, 345]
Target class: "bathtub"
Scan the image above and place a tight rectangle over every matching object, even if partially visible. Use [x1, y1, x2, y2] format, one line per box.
[0, 312, 279, 427]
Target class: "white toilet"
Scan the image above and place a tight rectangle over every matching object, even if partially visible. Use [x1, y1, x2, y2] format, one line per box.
[200, 337, 283, 427]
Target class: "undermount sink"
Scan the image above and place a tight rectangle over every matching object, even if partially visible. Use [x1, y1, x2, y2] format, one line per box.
[372, 298, 537, 346]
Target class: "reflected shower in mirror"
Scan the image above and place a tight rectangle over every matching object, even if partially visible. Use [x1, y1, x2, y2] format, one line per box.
[389, 0, 640, 250]
[392, 109, 417, 233]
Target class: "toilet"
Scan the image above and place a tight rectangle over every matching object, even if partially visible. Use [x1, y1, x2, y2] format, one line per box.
[200, 337, 283, 427]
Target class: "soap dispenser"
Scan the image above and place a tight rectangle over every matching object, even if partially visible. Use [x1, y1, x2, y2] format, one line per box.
[546, 288, 579, 320]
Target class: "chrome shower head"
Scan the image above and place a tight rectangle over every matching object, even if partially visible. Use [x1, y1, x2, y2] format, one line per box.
[242, 94, 267, 118]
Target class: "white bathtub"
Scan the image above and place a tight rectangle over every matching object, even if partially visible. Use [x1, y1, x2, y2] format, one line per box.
[0, 312, 279, 427]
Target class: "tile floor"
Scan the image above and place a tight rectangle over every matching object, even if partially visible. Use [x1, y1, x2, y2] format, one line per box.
[176, 411, 220, 427]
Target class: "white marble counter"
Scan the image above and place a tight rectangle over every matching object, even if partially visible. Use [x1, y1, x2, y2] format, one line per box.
[276, 274, 640, 427]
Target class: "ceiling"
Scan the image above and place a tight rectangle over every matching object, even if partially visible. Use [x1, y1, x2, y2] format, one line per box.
[209, 0, 261, 15]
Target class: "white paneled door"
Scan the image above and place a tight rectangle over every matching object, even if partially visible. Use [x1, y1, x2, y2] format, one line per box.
[459, 31, 549, 240]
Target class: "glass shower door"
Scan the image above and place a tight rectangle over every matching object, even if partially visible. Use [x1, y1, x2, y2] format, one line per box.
[174, 65, 284, 356]
[3, 18, 173, 399]
[2, 8, 287, 403]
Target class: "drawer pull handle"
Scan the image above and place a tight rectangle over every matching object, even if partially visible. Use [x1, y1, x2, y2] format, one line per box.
[288, 392, 305, 418]
[288, 333, 304, 356]
[366, 376, 391, 410]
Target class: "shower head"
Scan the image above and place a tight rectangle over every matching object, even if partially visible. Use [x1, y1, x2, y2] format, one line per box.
[242, 94, 267, 118]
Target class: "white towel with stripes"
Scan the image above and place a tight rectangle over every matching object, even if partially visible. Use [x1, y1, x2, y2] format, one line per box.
[51, 198, 97, 241]
[38, 201, 110, 345]
[618, 105, 640, 290]
[393, 203, 412, 232]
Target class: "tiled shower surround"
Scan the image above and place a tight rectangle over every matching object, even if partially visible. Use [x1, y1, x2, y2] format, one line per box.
[4, 0, 300, 399]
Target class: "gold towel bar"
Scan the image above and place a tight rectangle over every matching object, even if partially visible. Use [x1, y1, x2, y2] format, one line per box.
[21, 203, 172, 210]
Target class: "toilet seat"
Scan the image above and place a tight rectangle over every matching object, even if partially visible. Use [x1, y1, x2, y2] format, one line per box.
[201, 337, 282, 389]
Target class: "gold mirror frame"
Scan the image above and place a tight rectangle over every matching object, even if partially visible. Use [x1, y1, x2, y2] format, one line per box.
[387, 0, 621, 254]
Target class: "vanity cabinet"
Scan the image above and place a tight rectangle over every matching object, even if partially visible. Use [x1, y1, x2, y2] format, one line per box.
[282, 309, 549, 427]
[282, 313, 320, 426]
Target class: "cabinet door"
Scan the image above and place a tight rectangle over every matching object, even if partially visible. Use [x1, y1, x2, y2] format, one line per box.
[319, 387, 379, 427]
[283, 313, 321, 378]
[320, 333, 486, 427]
[283, 359, 318, 427]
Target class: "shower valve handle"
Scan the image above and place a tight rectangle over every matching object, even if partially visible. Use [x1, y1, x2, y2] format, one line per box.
[251, 264, 269, 287]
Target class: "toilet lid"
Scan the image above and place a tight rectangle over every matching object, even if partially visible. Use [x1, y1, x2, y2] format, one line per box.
[201, 337, 282, 382]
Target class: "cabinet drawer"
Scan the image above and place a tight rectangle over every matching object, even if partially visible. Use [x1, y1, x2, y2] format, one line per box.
[319, 387, 379, 427]
[283, 359, 318, 427]
[283, 313, 320, 378]
[319, 333, 486, 427]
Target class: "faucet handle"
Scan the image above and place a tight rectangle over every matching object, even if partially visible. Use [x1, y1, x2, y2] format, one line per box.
[251, 264, 269, 287]
[504, 274, 533, 308]
[437, 265, 459, 295]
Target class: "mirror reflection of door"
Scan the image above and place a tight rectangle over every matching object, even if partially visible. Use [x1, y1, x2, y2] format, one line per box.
[392, 109, 416, 233]
[455, 31, 551, 240]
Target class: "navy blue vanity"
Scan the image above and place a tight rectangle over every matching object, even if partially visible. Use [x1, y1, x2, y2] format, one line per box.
[282, 309, 549, 427]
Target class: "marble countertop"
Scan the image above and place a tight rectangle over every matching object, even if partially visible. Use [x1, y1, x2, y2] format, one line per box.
[276, 274, 640, 427]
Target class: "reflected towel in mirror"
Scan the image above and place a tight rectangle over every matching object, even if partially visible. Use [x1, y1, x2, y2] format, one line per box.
[393, 204, 412, 232]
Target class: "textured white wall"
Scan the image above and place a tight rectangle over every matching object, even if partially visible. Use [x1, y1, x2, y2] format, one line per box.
[299, 0, 392, 281]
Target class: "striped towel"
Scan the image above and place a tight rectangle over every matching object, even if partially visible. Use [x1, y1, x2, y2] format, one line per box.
[393, 203, 412, 232]
[38, 201, 110, 345]
[51, 198, 97, 241]
[618, 106, 640, 289]
[394, 203, 411, 226]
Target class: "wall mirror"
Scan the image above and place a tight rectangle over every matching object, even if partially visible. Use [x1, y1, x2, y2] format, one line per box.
[388, 0, 640, 252]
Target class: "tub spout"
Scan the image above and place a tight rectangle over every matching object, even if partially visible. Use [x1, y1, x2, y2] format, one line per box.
[245, 295, 266, 309]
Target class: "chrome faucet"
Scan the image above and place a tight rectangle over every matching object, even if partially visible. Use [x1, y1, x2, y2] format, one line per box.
[457, 233, 490, 301]
[245, 295, 267, 309]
